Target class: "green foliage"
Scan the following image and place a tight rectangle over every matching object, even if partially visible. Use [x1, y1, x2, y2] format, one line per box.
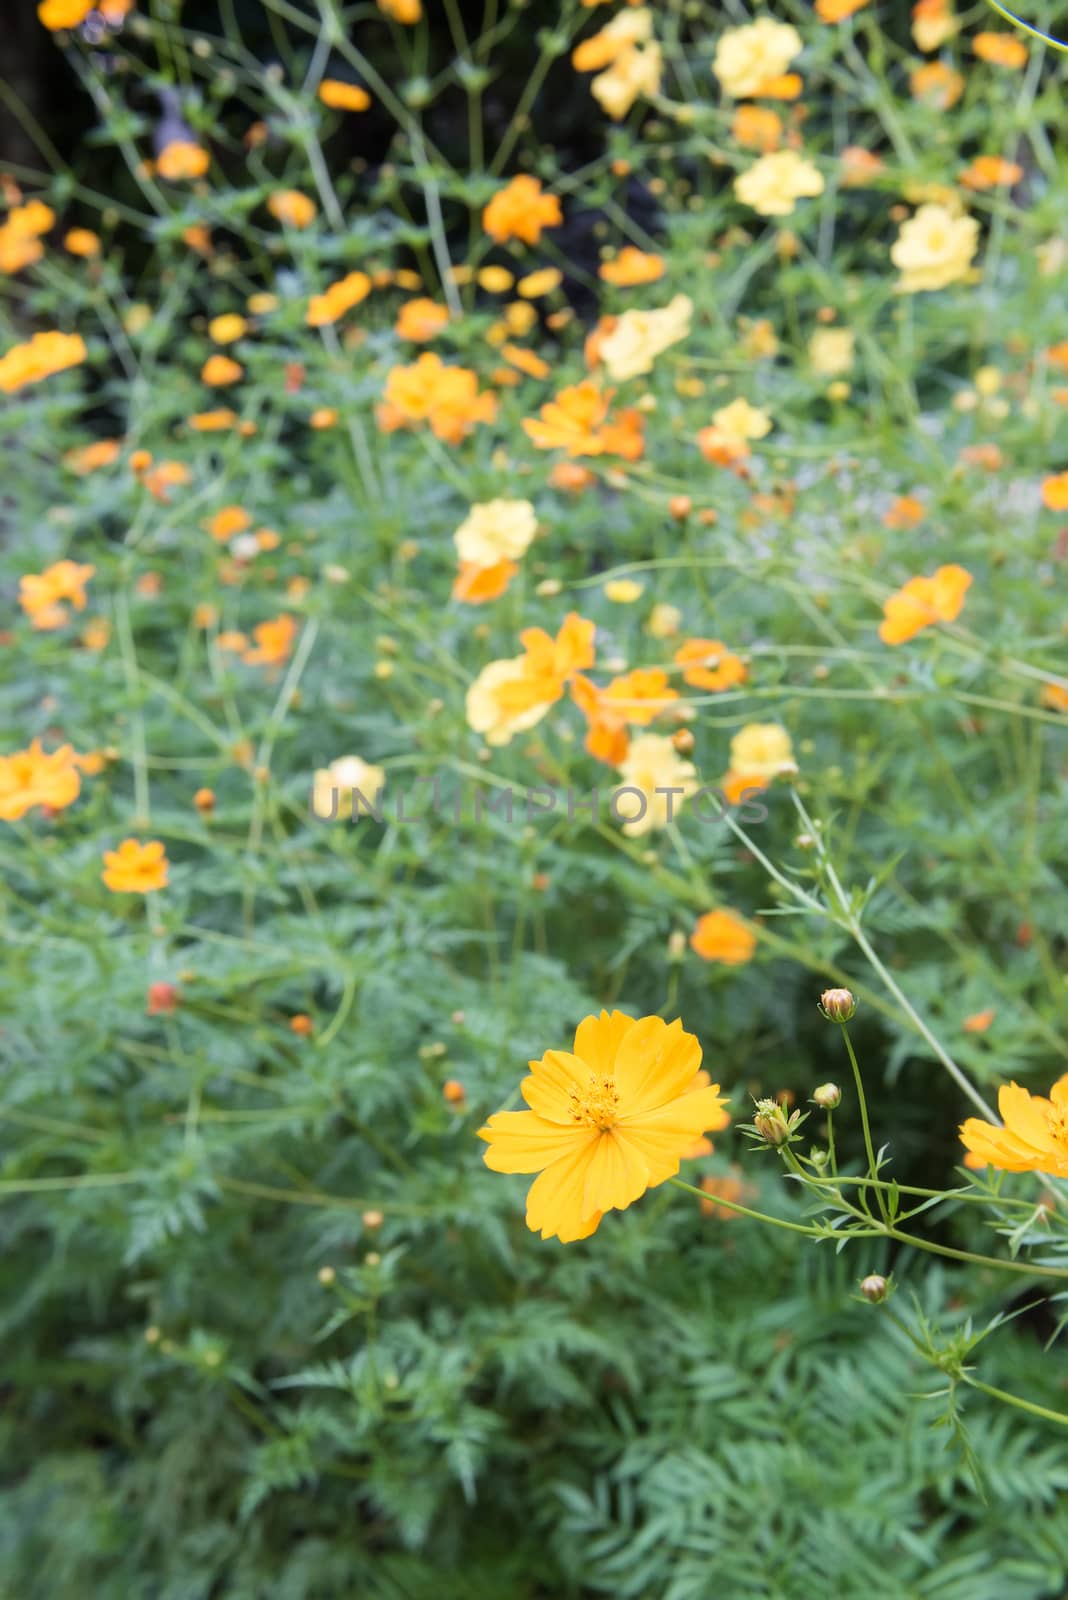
[4, 0, 1068, 1595]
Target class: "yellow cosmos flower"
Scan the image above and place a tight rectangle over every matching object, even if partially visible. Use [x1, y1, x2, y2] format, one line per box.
[102, 838, 169, 893]
[479, 1010, 729, 1242]
[0, 740, 82, 821]
[713, 18, 802, 99]
[735, 150, 824, 217]
[891, 205, 979, 294]
[808, 327, 855, 376]
[312, 755, 386, 820]
[0, 330, 87, 394]
[454, 499, 537, 567]
[615, 733, 697, 835]
[961, 1076, 1068, 1177]
[598, 294, 692, 381]
[729, 723, 794, 780]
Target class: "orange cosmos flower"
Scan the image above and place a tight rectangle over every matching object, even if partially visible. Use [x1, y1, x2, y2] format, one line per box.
[731, 105, 782, 152]
[479, 1010, 729, 1242]
[523, 381, 610, 454]
[963, 1009, 996, 1034]
[972, 30, 1027, 67]
[243, 614, 297, 666]
[1047, 340, 1068, 371]
[690, 909, 756, 965]
[157, 141, 210, 181]
[815, 0, 869, 18]
[38, 0, 95, 29]
[599, 246, 665, 286]
[378, 0, 421, 18]
[961, 1075, 1068, 1176]
[878, 564, 972, 645]
[201, 354, 242, 386]
[64, 227, 100, 257]
[1041, 472, 1068, 511]
[754, 73, 802, 99]
[306, 270, 371, 327]
[379, 352, 497, 444]
[0, 199, 55, 273]
[519, 612, 597, 684]
[482, 175, 562, 246]
[0, 330, 86, 394]
[0, 740, 82, 821]
[19, 559, 95, 629]
[141, 460, 190, 501]
[310, 407, 338, 429]
[208, 313, 247, 344]
[267, 190, 317, 229]
[700, 1168, 752, 1218]
[452, 559, 519, 604]
[394, 297, 450, 341]
[64, 438, 121, 474]
[188, 408, 238, 432]
[206, 505, 251, 541]
[1040, 682, 1068, 712]
[882, 494, 925, 529]
[570, 675, 631, 764]
[959, 155, 1023, 190]
[840, 146, 884, 186]
[318, 79, 371, 111]
[959, 442, 1003, 471]
[909, 61, 964, 109]
[102, 838, 169, 893]
[549, 461, 596, 493]
[674, 638, 748, 692]
[501, 343, 551, 380]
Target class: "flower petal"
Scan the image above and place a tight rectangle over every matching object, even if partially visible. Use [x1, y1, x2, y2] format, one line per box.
[572, 1009, 636, 1076]
[479, 1110, 595, 1173]
[612, 1016, 703, 1117]
[521, 1049, 589, 1122]
[524, 1137, 604, 1240]
[581, 1127, 651, 1218]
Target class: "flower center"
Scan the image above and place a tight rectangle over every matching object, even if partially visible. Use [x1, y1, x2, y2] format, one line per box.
[568, 1072, 620, 1130]
[1046, 1106, 1068, 1149]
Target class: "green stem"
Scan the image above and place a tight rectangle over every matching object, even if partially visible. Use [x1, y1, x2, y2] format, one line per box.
[838, 1021, 886, 1221]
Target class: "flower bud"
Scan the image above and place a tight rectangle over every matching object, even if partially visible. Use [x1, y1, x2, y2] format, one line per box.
[752, 1097, 802, 1146]
[818, 987, 857, 1022]
[146, 981, 180, 1016]
[317, 1265, 336, 1285]
[812, 1082, 841, 1110]
[860, 1274, 889, 1304]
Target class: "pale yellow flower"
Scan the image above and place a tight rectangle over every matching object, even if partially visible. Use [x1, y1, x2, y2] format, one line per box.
[735, 150, 824, 217]
[712, 397, 772, 441]
[729, 723, 795, 780]
[615, 734, 697, 837]
[713, 18, 802, 98]
[599, 295, 692, 381]
[454, 500, 538, 567]
[593, 42, 663, 119]
[891, 204, 979, 293]
[313, 755, 386, 819]
[604, 579, 644, 603]
[647, 603, 682, 639]
[808, 327, 855, 376]
[466, 658, 556, 746]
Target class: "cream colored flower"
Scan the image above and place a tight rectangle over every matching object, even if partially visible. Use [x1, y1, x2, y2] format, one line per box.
[713, 18, 802, 98]
[729, 723, 795, 779]
[593, 41, 663, 119]
[735, 150, 824, 217]
[712, 397, 772, 441]
[313, 755, 386, 819]
[647, 603, 682, 639]
[465, 658, 556, 746]
[891, 204, 979, 293]
[454, 499, 537, 567]
[599, 294, 693, 381]
[615, 733, 697, 837]
[808, 327, 855, 376]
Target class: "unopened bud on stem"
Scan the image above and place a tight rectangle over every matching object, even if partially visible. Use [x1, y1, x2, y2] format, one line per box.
[819, 987, 857, 1022]
[860, 1274, 889, 1304]
[812, 1082, 841, 1110]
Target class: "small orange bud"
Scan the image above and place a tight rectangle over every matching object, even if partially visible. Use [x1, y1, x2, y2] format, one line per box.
[146, 982, 180, 1015]
[442, 1079, 466, 1103]
[193, 787, 215, 813]
[289, 1013, 314, 1036]
[669, 495, 692, 520]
